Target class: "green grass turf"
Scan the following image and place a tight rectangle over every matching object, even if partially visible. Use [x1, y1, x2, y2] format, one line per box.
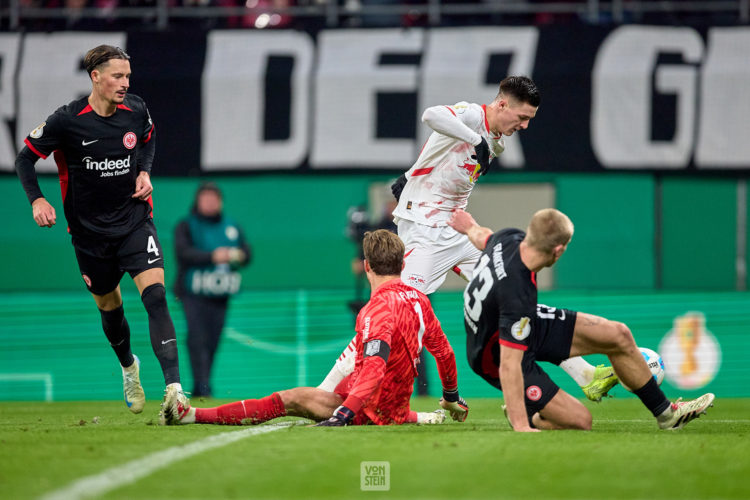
[1, 398, 748, 500]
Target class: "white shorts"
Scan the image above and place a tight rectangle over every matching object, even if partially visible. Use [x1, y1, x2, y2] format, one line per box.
[397, 218, 482, 295]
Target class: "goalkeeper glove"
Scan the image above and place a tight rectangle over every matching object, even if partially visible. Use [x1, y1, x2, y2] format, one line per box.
[439, 389, 469, 422]
[391, 173, 407, 201]
[472, 137, 491, 177]
[315, 405, 355, 427]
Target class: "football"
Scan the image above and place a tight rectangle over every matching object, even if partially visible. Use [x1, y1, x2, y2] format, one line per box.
[621, 347, 666, 392]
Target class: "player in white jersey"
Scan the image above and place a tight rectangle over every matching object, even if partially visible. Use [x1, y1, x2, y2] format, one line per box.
[320, 76, 618, 402]
[392, 99, 506, 293]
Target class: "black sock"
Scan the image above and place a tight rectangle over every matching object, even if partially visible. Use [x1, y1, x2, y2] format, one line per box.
[632, 377, 671, 417]
[99, 305, 134, 367]
[141, 283, 180, 385]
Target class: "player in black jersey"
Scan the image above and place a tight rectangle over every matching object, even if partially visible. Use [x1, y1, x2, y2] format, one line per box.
[15, 45, 189, 422]
[448, 208, 715, 432]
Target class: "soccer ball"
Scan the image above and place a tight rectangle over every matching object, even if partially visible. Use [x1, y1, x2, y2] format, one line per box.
[621, 347, 665, 392]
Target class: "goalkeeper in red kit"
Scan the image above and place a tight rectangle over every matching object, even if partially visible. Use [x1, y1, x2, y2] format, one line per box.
[162, 229, 469, 426]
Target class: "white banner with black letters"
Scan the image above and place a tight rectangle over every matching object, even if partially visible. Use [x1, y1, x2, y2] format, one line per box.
[0, 25, 748, 174]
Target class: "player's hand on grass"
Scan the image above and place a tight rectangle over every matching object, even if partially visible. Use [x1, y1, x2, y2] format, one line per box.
[315, 405, 355, 427]
[513, 425, 541, 433]
[439, 389, 469, 422]
[391, 173, 407, 201]
[32, 197, 56, 228]
[472, 137, 491, 176]
[132, 171, 153, 200]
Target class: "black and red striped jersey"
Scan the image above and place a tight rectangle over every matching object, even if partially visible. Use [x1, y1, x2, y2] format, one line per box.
[464, 228, 538, 372]
[23, 94, 155, 238]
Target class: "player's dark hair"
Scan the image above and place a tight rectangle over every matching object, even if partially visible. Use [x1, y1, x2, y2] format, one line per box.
[84, 45, 130, 76]
[498, 76, 540, 107]
[363, 229, 404, 276]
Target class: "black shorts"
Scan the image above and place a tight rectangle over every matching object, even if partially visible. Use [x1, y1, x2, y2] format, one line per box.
[72, 219, 165, 296]
[469, 304, 577, 424]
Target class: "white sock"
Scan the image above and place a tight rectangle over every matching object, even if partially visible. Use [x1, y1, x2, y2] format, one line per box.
[656, 402, 676, 422]
[182, 407, 196, 424]
[167, 382, 183, 391]
[559, 356, 596, 387]
[317, 336, 357, 392]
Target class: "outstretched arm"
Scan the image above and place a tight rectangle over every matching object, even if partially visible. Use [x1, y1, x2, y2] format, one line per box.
[317, 312, 393, 427]
[422, 317, 458, 393]
[448, 209, 493, 251]
[499, 344, 539, 432]
[422, 306, 469, 422]
[421, 105, 483, 146]
[315, 344, 389, 427]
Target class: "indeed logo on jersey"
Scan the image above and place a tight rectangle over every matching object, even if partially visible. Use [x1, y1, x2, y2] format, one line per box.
[83, 156, 131, 177]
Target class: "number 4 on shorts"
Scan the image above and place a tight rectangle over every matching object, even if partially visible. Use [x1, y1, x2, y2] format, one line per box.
[147, 235, 159, 256]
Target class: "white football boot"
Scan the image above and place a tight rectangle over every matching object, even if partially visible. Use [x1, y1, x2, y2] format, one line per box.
[160, 383, 191, 425]
[658, 393, 715, 430]
[122, 355, 145, 414]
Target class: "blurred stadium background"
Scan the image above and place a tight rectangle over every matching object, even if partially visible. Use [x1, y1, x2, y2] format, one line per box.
[0, 0, 748, 405]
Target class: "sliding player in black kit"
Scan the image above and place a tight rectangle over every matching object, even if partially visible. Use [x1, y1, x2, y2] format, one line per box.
[15, 45, 189, 423]
[448, 208, 714, 432]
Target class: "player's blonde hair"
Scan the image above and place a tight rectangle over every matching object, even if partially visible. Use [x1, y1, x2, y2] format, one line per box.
[525, 208, 574, 253]
[363, 229, 404, 276]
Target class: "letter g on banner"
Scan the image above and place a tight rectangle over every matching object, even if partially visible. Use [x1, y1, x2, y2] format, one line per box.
[591, 26, 703, 169]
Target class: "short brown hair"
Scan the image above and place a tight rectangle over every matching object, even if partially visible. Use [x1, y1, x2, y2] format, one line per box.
[525, 208, 574, 253]
[84, 45, 130, 76]
[362, 229, 404, 276]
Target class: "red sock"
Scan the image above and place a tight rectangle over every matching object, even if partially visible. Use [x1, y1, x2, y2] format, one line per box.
[195, 393, 287, 425]
[407, 410, 418, 423]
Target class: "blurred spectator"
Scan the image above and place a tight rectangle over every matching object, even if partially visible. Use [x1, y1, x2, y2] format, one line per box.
[226, 0, 294, 29]
[531, 0, 578, 25]
[10, 0, 745, 32]
[342, 0, 402, 27]
[174, 182, 251, 398]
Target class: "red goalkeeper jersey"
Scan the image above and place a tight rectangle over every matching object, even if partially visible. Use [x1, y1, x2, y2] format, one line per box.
[344, 278, 458, 425]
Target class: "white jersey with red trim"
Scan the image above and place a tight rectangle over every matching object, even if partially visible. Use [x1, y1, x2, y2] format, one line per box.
[392, 101, 505, 228]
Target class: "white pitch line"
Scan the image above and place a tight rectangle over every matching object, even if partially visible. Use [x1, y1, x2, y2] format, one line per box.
[600, 419, 750, 424]
[39, 421, 301, 500]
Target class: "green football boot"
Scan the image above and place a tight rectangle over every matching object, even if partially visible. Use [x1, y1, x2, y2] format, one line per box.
[582, 364, 619, 402]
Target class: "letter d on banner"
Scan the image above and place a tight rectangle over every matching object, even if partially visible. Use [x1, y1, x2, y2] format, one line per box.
[202, 31, 313, 170]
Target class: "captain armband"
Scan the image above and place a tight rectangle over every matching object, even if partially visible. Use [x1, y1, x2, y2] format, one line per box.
[363, 339, 390, 362]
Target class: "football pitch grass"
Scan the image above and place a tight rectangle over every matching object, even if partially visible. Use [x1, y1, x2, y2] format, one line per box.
[2, 398, 748, 500]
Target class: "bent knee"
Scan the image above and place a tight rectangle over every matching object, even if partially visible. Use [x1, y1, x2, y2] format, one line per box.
[607, 321, 635, 352]
[571, 411, 593, 430]
[558, 405, 592, 430]
[141, 283, 167, 308]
